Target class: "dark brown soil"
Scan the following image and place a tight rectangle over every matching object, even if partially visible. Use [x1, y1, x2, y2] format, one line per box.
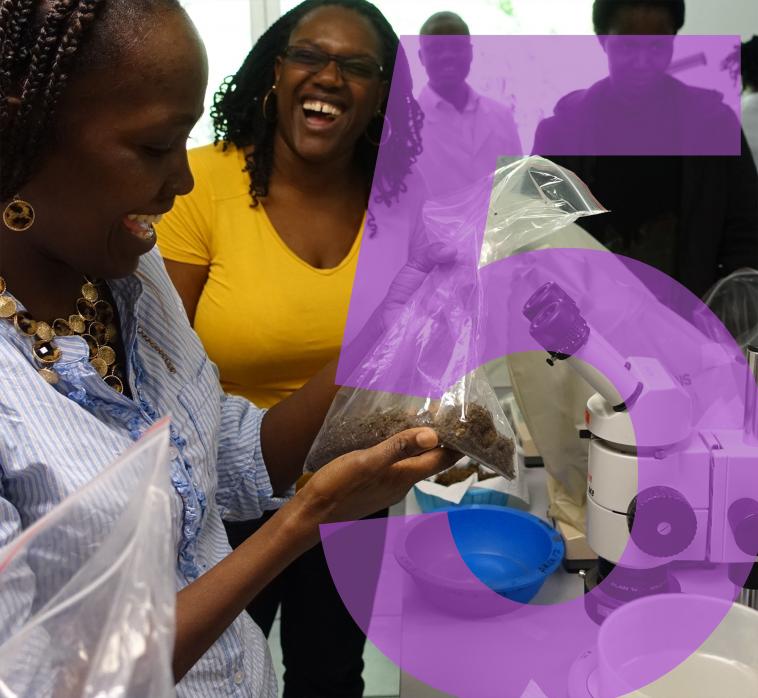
[433, 403, 514, 478]
[434, 463, 479, 486]
[307, 408, 432, 470]
[308, 403, 514, 478]
[477, 466, 498, 481]
[434, 463, 500, 486]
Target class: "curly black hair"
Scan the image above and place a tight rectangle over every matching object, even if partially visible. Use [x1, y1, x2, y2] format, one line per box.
[592, 0, 685, 35]
[742, 36, 758, 92]
[0, 0, 183, 202]
[211, 0, 424, 235]
[721, 36, 758, 91]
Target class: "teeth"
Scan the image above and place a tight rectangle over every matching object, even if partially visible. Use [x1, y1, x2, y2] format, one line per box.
[303, 99, 343, 117]
[127, 213, 163, 225]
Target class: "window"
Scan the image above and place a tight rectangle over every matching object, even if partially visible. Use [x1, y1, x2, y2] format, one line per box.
[182, 0, 254, 145]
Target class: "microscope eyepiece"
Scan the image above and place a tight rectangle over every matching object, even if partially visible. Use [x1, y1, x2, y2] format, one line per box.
[528, 296, 590, 358]
[523, 282, 577, 322]
[523, 281, 642, 408]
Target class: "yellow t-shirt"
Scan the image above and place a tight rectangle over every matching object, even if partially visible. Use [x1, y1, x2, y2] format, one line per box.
[156, 143, 363, 408]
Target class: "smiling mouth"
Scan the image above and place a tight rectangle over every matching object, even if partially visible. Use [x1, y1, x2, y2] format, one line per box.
[122, 213, 161, 241]
[302, 99, 345, 126]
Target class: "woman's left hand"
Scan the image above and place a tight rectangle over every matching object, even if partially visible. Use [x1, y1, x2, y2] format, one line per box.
[290, 427, 460, 533]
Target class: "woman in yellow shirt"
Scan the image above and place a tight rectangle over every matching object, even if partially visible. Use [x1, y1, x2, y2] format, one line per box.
[156, 140, 363, 408]
[157, 1, 425, 696]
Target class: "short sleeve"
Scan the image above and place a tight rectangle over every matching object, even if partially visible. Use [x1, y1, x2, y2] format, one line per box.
[156, 146, 215, 266]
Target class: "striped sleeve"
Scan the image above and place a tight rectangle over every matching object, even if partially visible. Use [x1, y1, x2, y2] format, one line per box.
[0, 486, 35, 643]
[214, 395, 292, 521]
[0, 483, 49, 696]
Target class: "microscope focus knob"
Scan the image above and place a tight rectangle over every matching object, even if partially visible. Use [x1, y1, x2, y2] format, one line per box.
[627, 487, 697, 557]
[728, 498, 758, 557]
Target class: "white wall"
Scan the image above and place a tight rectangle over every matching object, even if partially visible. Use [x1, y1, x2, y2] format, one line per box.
[682, 0, 758, 39]
[183, 0, 253, 145]
[250, 0, 280, 44]
[279, 0, 758, 38]
[280, 0, 595, 34]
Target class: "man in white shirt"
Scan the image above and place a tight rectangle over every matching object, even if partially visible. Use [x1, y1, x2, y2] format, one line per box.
[415, 12, 522, 198]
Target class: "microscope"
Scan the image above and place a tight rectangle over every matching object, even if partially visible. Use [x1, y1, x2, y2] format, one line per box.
[523, 282, 758, 622]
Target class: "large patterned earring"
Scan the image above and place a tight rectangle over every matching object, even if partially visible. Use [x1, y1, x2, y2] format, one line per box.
[2, 195, 35, 232]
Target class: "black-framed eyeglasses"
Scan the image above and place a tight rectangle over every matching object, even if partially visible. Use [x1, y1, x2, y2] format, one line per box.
[282, 45, 384, 82]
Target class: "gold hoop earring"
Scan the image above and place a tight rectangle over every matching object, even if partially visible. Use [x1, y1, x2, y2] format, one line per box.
[365, 111, 392, 147]
[261, 84, 277, 123]
[2, 195, 35, 232]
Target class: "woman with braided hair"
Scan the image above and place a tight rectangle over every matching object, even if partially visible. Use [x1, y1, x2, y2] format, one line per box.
[0, 1, 457, 695]
[156, 2, 431, 696]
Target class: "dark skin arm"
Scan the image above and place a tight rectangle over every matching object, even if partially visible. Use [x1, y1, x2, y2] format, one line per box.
[164, 247, 451, 494]
[164, 259, 207, 326]
[172, 427, 460, 680]
[163, 258, 379, 494]
[163, 262, 448, 679]
[165, 223, 461, 679]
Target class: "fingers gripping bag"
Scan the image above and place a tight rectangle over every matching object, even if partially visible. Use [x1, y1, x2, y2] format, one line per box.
[0, 421, 176, 698]
[305, 157, 604, 477]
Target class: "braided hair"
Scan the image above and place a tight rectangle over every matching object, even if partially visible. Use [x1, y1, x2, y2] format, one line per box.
[211, 0, 424, 236]
[0, 0, 181, 202]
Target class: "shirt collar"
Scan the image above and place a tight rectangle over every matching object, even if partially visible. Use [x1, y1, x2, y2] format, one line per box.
[109, 271, 143, 314]
[419, 84, 479, 119]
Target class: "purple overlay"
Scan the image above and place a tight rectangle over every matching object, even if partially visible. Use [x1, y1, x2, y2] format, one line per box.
[324, 34, 755, 698]
[405, 35, 741, 157]
[329, 246, 758, 696]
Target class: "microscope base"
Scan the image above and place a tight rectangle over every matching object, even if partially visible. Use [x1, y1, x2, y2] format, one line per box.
[582, 559, 681, 625]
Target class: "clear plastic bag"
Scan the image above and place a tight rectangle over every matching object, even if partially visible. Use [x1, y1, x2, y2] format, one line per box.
[0, 421, 175, 698]
[306, 371, 517, 478]
[305, 157, 604, 478]
[704, 268, 758, 351]
[481, 156, 606, 266]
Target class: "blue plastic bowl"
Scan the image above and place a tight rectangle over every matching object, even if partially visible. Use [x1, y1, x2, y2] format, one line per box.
[395, 505, 564, 616]
[413, 484, 509, 512]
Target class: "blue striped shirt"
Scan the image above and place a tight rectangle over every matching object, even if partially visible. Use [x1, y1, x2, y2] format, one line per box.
[0, 248, 288, 697]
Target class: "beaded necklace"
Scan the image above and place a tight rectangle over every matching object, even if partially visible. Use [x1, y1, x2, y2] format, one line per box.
[0, 276, 125, 393]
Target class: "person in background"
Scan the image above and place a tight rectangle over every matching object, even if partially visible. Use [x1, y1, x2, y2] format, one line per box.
[740, 36, 758, 168]
[533, 0, 758, 299]
[156, 1, 430, 696]
[510, 0, 758, 556]
[0, 0, 458, 696]
[414, 11, 522, 198]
